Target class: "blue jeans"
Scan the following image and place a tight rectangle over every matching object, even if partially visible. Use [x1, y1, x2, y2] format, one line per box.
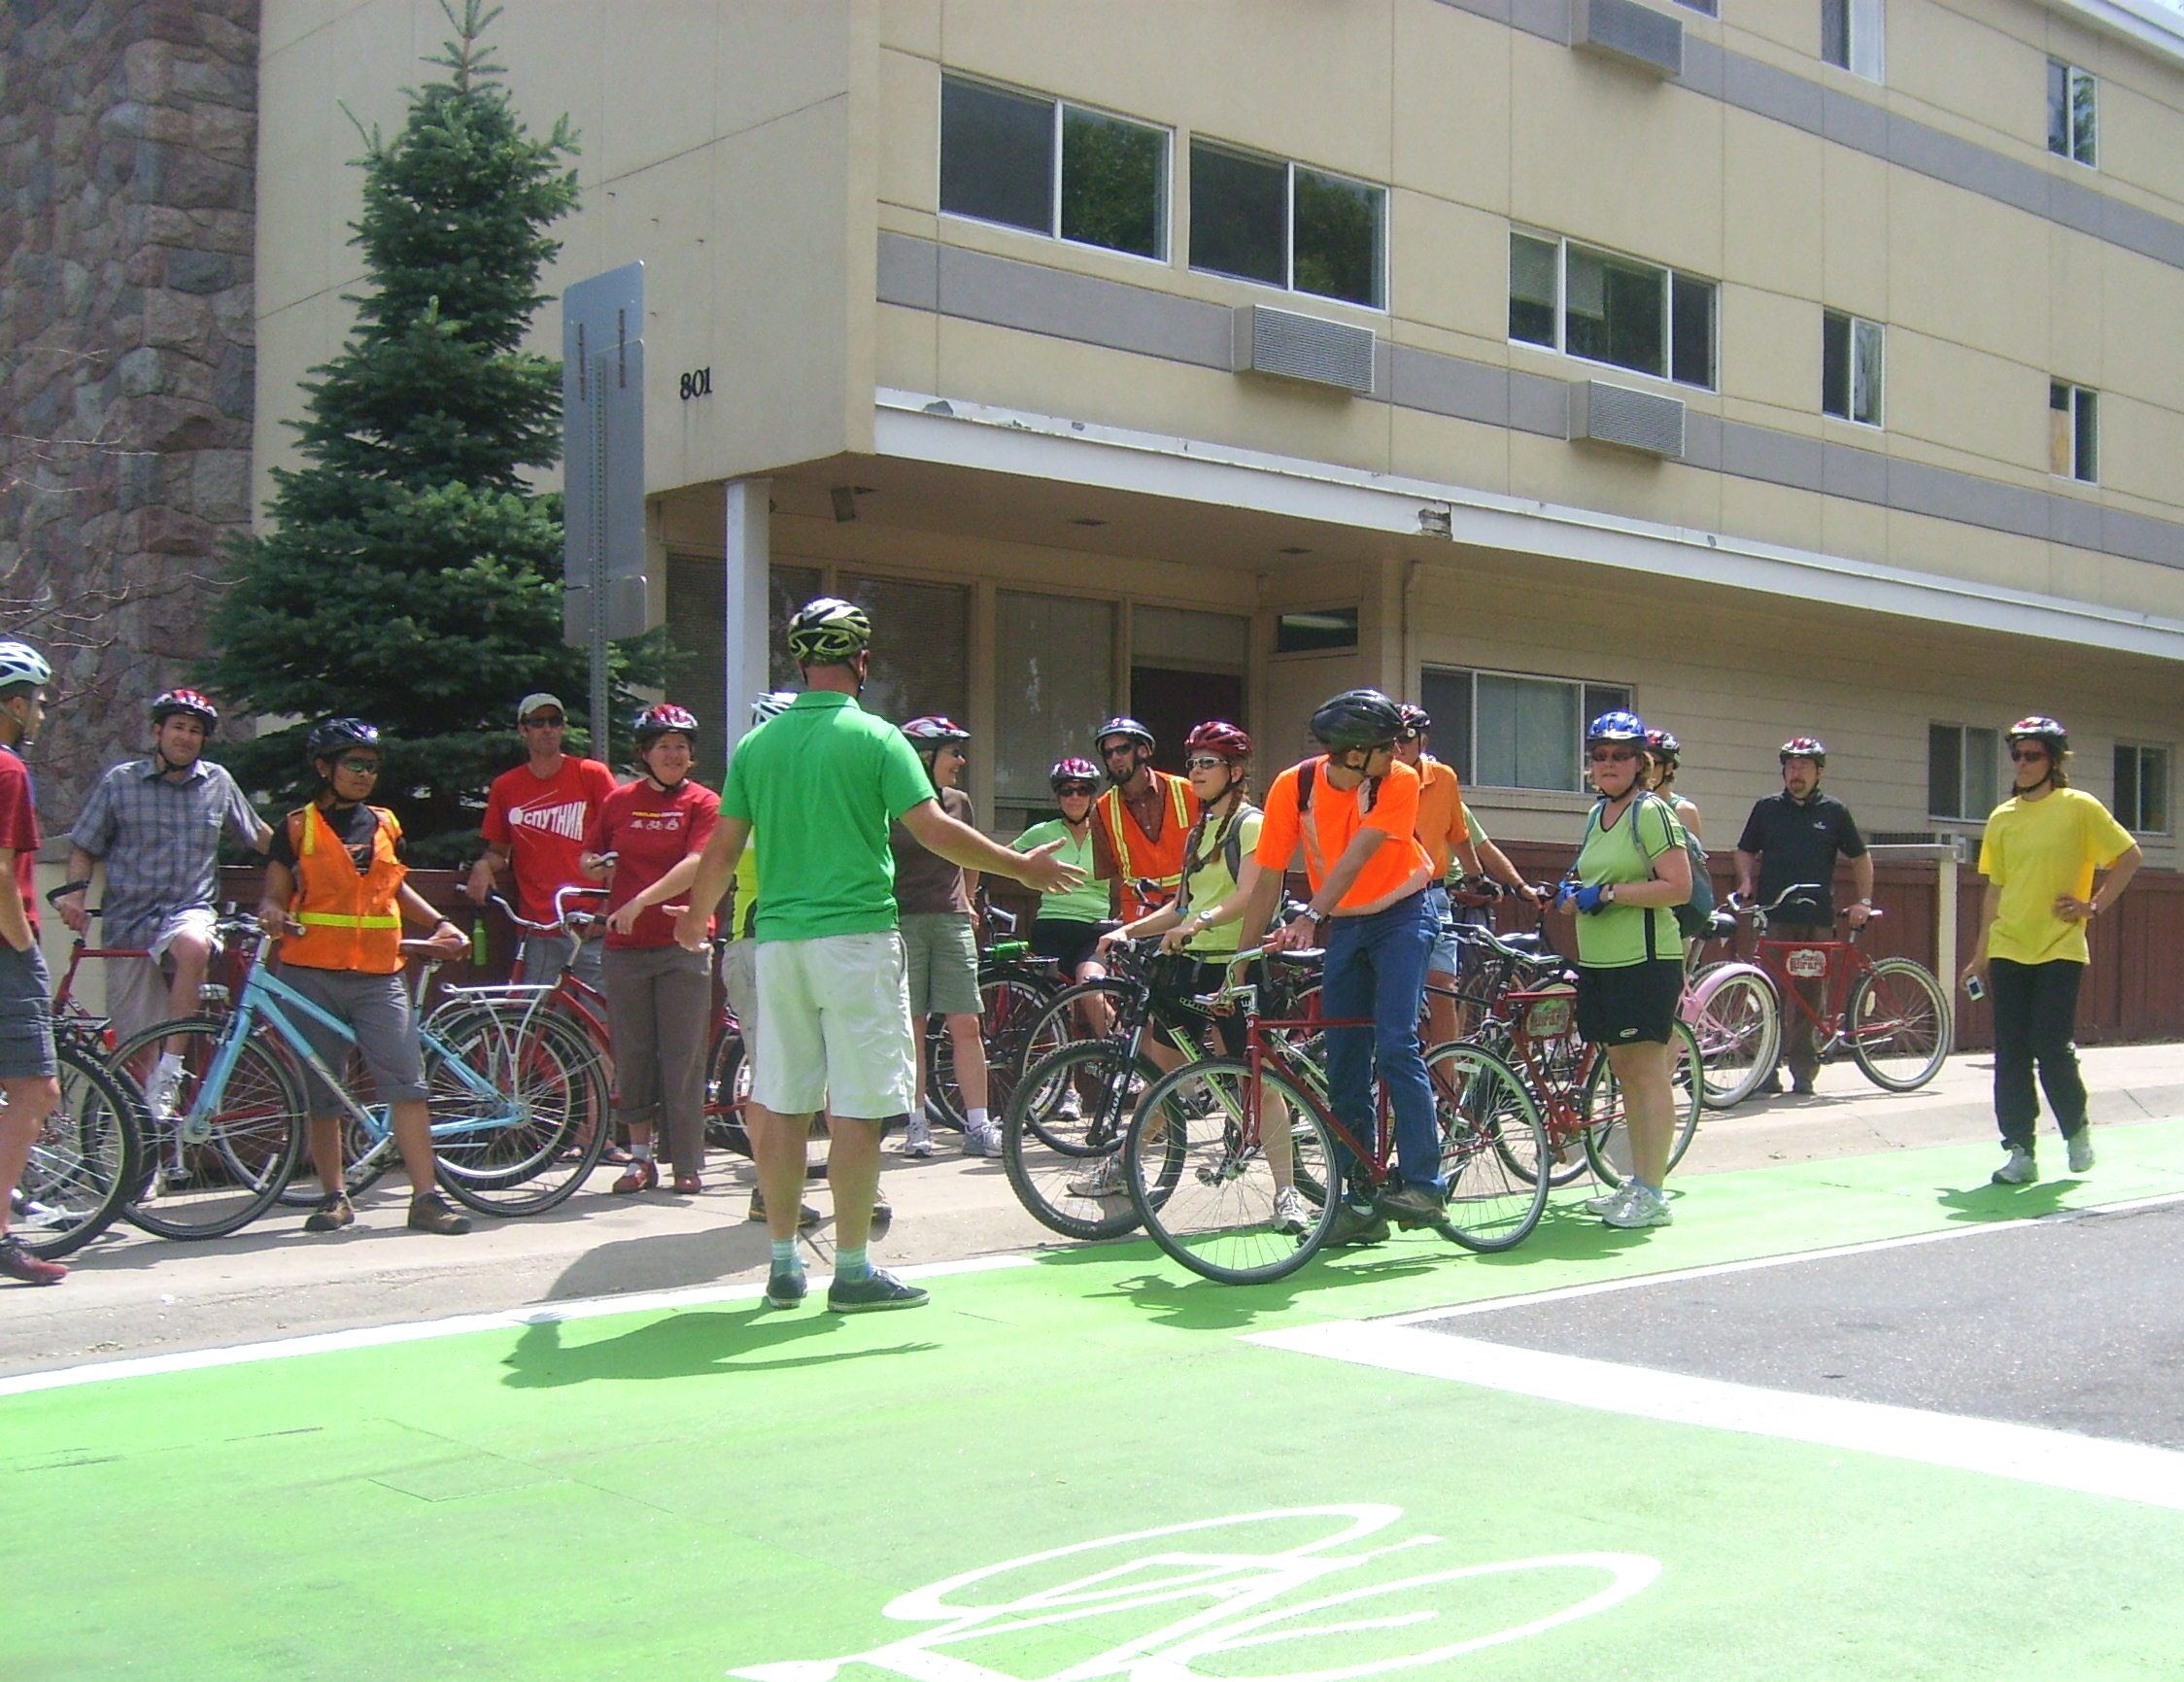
[1320, 891, 1438, 1196]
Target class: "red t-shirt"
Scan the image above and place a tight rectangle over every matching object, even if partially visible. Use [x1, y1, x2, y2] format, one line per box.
[0, 744, 40, 936]
[481, 756, 617, 923]
[585, 777, 720, 949]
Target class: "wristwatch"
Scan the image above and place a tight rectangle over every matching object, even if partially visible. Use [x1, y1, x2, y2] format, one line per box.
[1603, 882, 1617, 905]
[1304, 908, 1327, 927]
[1195, 907, 1220, 927]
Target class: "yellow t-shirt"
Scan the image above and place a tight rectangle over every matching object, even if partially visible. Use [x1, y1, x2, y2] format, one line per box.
[1978, 788, 2135, 966]
[730, 836, 761, 940]
[1178, 807, 1265, 957]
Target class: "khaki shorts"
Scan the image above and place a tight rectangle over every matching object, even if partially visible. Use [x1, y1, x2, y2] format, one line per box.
[107, 907, 219, 1048]
[899, 911, 981, 1016]
[751, 931, 914, 1119]
[719, 938, 759, 1036]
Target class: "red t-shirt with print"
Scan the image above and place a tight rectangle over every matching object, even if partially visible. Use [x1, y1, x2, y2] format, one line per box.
[584, 777, 720, 949]
[481, 756, 617, 923]
[0, 744, 40, 936]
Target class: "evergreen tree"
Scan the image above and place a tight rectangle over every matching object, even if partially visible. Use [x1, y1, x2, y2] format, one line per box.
[207, 1, 623, 859]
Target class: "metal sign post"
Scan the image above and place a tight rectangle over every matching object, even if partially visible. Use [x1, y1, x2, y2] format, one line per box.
[562, 262, 649, 751]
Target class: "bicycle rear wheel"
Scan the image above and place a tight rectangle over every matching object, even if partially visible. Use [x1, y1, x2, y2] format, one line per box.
[1579, 1019, 1702, 1190]
[1426, 1043, 1550, 1253]
[930, 972, 1052, 1129]
[1125, 1057, 1338, 1286]
[113, 1017, 305, 1240]
[1685, 968, 1780, 1110]
[704, 1022, 750, 1155]
[427, 1006, 609, 1216]
[1846, 958, 1952, 1091]
[1000, 1040, 1159, 1241]
[12, 1041, 141, 1260]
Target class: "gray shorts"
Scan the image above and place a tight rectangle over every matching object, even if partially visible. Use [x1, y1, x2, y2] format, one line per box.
[277, 966, 427, 1110]
[0, 941, 56, 1081]
[899, 911, 981, 1016]
[107, 907, 220, 1048]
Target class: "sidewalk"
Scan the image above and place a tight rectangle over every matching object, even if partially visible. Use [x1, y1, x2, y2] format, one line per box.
[6, 1041, 2181, 1377]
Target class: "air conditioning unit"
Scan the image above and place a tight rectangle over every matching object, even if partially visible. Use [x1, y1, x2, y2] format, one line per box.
[1232, 305, 1377, 395]
[1568, 380, 1686, 459]
[1571, 0, 1684, 78]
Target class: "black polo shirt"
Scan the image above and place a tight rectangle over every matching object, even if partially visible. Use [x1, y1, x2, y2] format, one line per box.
[1735, 790, 1866, 924]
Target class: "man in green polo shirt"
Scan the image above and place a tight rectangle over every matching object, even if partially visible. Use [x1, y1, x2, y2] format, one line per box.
[678, 597, 1081, 1314]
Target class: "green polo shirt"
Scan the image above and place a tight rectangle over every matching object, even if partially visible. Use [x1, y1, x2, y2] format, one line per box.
[721, 690, 935, 943]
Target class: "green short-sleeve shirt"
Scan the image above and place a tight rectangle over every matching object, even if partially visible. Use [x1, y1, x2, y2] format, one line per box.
[1012, 819, 1106, 923]
[721, 691, 936, 943]
[1573, 794, 1686, 968]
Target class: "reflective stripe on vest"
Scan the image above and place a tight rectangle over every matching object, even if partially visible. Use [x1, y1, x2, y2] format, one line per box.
[282, 803, 407, 974]
[1097, 773, 1194, 919]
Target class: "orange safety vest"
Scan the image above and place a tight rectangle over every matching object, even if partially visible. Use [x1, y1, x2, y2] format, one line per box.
[281, 803, 406, 974]
[1096, 771, 1197, 922]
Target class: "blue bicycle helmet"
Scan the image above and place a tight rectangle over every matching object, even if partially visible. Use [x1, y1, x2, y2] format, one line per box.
[1586, 709, 1647, 745]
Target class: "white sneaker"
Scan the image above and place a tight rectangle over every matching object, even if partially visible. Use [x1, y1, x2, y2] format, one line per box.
[1991, 1147, 2036, 1185]
[147, 1067, 184, 1120]
[1583, 1184, 1630, 1216]
[2065, 1130, 2095, 1174]
[1066, 1156, 1127, 1198]
[962, 1123, 1003, 1159]
[1601, 1183, 1671, 1229]
[901, 1117, 935, 1158]
[1273, 1186, 1311, 1235]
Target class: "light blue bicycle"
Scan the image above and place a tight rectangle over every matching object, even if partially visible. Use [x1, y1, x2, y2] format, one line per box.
[112, 919, 608, 1239]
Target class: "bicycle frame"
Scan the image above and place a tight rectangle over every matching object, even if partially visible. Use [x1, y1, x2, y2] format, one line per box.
[1754, 930, 1875, 1053]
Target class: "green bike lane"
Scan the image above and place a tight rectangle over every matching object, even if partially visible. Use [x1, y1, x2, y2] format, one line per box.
[8, 1121, 2184, 1681]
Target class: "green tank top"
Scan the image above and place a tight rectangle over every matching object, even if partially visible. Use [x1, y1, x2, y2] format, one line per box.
[1573, 795, 1684, 969]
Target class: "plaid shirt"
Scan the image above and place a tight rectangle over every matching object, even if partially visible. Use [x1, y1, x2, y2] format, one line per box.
[71, 757, 263, 947]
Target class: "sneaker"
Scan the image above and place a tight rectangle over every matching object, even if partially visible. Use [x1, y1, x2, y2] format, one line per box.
[2066, 1129, 2096, 1174]
[1584, 1184, 1633, 1216]
[1991, 1147, 2037, 1185]
[1272, 1186, 1312, 1235]
[870, 1194, 893, 1242]
[1325, 1202, 1389, 1249]
[747, 1185, 822, 1229]
[764, 1263, 807, 1310]
[902, 1117, 936, 1158]
[961, 1123, 1003, 1159]
[0, 1235, 65, 1286]
[406, 1191, 472, 1235]
[1066, 1155, 1127, 1198]
[1789, 1077, 1816, 1097]
[146, 1064, 184, 1120]
[827, 1266, 930, 1314]
[1376, 1183, 1447, 1228]
[611, 1158, 660, 1195]
[9, 1188, 62, 1230]
[1601, 1183, 1672, 1229]
[303, 1193, 355, 1233]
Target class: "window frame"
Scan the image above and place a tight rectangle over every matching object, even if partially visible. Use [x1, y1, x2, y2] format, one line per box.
[2048, 59, 2098, 168]
[1822, 308, 1885, 428]
[1927, 722, 2000, 824]
[1507, 229, 1718, 393]
[1188, 135, 1388, 311]
[2050, 380, 2099, 484]
[1821, 0, 1885, 81]
[938, 73, 1174, 266]
[2113, 742, 2170, 837]
[1420, 663, 1635, 795]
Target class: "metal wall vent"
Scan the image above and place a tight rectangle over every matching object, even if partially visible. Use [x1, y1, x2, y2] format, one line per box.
[1232, 305, 1377, 395]
[1571, 0, 1684, 78]
[1569, 380, 1686, 458]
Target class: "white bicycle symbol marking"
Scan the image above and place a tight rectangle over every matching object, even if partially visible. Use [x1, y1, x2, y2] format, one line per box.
[729, 1502, 1658, 1682]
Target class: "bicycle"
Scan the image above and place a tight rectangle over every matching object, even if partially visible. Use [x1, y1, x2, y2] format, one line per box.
[111, 919, 609, 1238]
[1735, 882, 1953, 1091]
[926, 904, 1067, 1132]
[1120, 952, 1549, 1285]
[1676, 909, 1782, 1109]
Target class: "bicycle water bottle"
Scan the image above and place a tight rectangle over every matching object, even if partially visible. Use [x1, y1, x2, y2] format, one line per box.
[472, 912, 490, 967]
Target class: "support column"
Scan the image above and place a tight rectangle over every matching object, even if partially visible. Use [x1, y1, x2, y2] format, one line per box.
[724, 478, 771, 761]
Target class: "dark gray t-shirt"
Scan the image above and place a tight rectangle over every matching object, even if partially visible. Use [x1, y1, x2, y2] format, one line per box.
[890, 786, 973, 916]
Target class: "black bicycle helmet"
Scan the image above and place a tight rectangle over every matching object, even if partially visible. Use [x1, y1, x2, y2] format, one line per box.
[1396, 702, 1432, 740]
[2006, 715, 2068, 753]
[1778, 736, 1826, 766]
[1094, 716, 1154, 752]
[1645, 727, 1680, 764]
[152, 688, 219, 732]
[305, 716, 380, 761]
[1310, 688, 1405, 751]
[633, 703, 699, 745]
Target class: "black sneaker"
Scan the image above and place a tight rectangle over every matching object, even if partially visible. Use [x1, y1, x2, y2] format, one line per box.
[303, 1193, 355, 1233]
[1325, 1203, 1389, 1249]
[765, 1263, 807, 1310]
[1376, 1184, 1447, 1228]
[827, 1267, 929, 1314]
[406, 1191, 472, 1235]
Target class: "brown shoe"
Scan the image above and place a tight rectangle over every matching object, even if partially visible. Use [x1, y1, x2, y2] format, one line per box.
[303, 1193, 355, 1233]
[611, 1158, 660, 1195]
[671, 1171, 702, 1195]
[406, 1191, 471, 1235]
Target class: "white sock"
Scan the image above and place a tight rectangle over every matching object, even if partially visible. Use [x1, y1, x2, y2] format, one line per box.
[967, 1107, 990, 1131]
[153, 1051, 183, 1084]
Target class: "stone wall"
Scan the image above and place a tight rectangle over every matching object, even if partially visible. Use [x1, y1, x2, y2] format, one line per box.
[0, 0, 257, 821]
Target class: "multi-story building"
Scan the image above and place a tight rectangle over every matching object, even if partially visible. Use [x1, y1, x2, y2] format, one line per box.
[257, 0, 2183, 871]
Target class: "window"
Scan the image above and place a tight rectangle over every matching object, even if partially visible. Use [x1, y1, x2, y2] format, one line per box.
[1509, 232, 1716, 391]
[2050, 381, 2098, 483]
[1190, 138, 1386, 309]
[939, 76, 1169, 260]
[1821, 0, 1884, 80]
[839, 573, 970, 727]
[2048, 61, 2097, 167]
[1822, 310, 1884, 427]
[1275, 606, 1359, 654]
[663, 561, 820, 752]
[1421, 667, 1632, 793]
[2114, 744, 2169, 835]
[994, 591, 1115, 833]
[1928, 724, 1999, 822]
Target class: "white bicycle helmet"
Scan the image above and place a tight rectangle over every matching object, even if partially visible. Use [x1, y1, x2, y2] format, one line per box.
[0, 639, 51, 691]
[749, 690, 797, 728]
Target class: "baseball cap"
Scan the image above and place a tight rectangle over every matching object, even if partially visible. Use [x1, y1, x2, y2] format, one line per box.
[517, 693, 566, 724]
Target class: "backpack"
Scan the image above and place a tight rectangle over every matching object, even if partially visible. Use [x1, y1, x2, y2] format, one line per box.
[1646, 793, 1715, 939]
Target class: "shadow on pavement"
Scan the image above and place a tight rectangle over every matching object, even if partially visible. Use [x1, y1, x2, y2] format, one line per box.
[501, 1310, 936, 1387]
[1933, 1178, 2085, 1223]
[539, 1224, 770, 1301]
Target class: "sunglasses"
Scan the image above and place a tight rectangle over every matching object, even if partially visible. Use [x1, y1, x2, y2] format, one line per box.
[1184, 755, 1229, 772]
[1100, 742, 1139, 758]
[1056, 783, 1095, 797]
[1588, 748, 1640, 764]
[2009, 747, 2049, 762]
[521, 715, 565, 729]
[337, 758, 381, 774]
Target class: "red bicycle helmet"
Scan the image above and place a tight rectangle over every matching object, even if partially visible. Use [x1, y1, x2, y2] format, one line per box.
[1645, 727, 1680, 762]
[1183, 720, 1252, 761]
[633, 704, 699, 744]
[1049, 756, 1099, 791]
[151, 688, 219, 732]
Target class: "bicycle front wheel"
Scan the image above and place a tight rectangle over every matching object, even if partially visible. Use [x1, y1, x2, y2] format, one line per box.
[1125, 1057, 1337, 1286]
[1000, 1040, 1160, 1241]
[1846, 958, 1953, 1091]
[704, 1022, 750, 1156]
[1426, 1043, 1550, 1253]
[1685, 967, 1780, 1110]
[13, 1041, 141, 1259]
[1580, 1018, 1702, 1190]
[113, 1017, 305, 1240]
[427, 1006, 609, 1216]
